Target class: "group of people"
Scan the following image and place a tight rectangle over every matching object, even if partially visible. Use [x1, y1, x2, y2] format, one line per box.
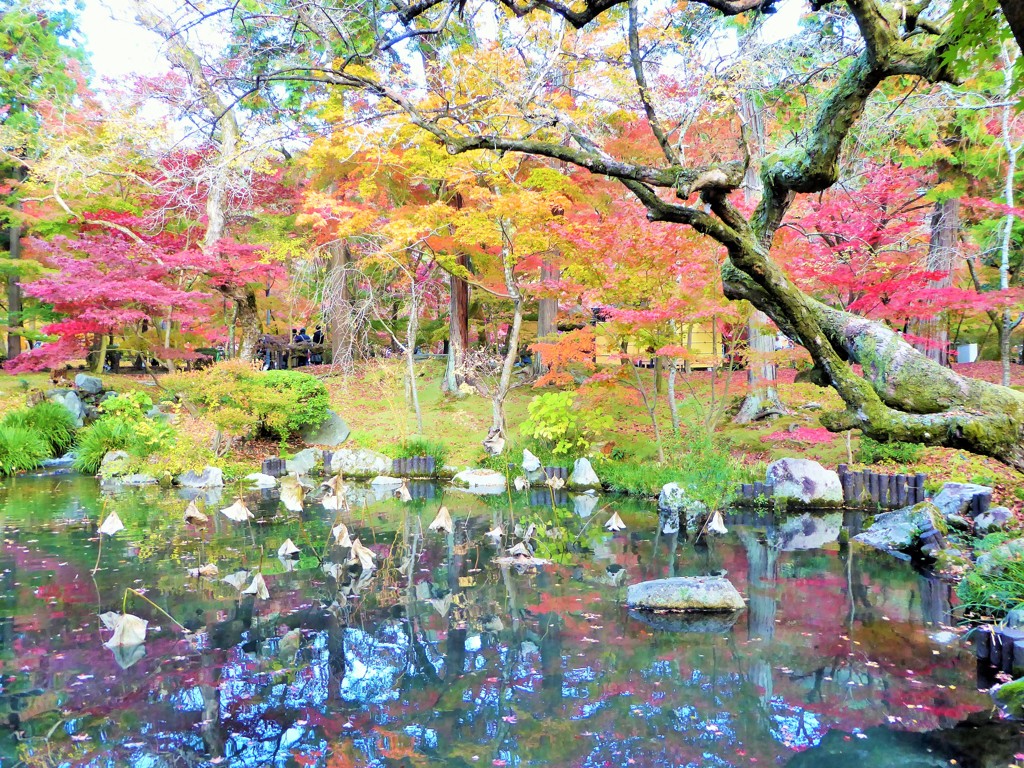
[291, 326, 325, 365]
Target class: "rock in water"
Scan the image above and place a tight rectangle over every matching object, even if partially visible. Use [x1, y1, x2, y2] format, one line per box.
[657, 482, 706, 534]
[452, 468, 507, 494]
[329, 447, 392, 477]
[852, 502, 947, 558]
[766, 458, 842, 505]
[175, 466, 224, 489]
[74, 373, 104, 394]
[300, 410, 350, 447]
[285, 448, 320, 475]
[626, 576, 745, 612]
[568, 457, 600, 489]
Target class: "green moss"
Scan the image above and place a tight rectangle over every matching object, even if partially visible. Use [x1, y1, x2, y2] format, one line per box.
[995, 678, 1024, 717]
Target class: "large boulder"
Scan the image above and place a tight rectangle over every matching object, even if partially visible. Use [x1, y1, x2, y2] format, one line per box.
[452, 468, 507, 494]
[852, 502, 947, 558]
[74, 373, 104, 395]
[932, 482, 992, 519]
[976, 506, 1013, 533]
[300, 410, 350, 447]
[329, 447, 391, 478]
[568, 457, 601, 489]
[627, 576, 746, 612]
[285, 448, 320, 475]
[175, 466, 224, 489]
[766, 458, 843, 505]
[49, 390, 85, 428]
[657, 482, 706, 534]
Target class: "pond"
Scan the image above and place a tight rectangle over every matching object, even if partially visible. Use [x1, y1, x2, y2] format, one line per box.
[0, 474, 1014, 767]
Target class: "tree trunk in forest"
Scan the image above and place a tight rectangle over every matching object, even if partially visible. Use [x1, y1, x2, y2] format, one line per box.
[234, 286, 261, 362]
[490, 243, 524, 439]
[912, 197, 959, 366]
[6, 214, 22, 363]
[326, 241, 357, 368]
[999, 0, 1024, 51]
[406, 285, 424, 434]
[734, 91, 785, 423]
[444, 254, 470, 394]
[533, 261, 559, 376]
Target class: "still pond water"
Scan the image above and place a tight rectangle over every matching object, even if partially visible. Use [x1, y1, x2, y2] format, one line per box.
[0, 474, 1016, 767]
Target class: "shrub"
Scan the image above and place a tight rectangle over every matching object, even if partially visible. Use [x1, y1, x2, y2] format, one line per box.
[166, 360, 329, 441]
[73, 392, 176, 475]
[957, 535, 1024, 618]
[0, 425, 50, 475]
[1, 401, 77, 455]
[678, 426, 738, 512]
[520, 391, 611, 458]
[856, 436, 923, 464]
[598, 459, 679, 496]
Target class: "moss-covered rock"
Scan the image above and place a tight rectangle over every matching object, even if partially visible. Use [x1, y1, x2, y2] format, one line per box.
[851, 501, 947, 558]
[994, 677, 1024, 718]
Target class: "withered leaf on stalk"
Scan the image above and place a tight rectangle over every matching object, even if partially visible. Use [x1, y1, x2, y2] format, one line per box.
[183, 499, 209, 524]
[98, 512, 124, 536]
[279, 474, 305, 512]
[428, 506, 453, 534]
[242, 573, 270, 599]
[220, 498, 253, 522]
[604, 512, 626, 532]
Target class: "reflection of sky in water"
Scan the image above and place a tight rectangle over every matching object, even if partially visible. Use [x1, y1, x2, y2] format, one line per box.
[0, 476, 998, 767]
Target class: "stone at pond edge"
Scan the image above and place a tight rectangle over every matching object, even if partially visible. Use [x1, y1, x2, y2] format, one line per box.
[975, 505, 1012, 532]
[568, 457, 600, 489]
[245, 473, 277, 489]
[522, 449, 541, 473]
[99, 450, 131, 478]
[932, 481, 992, 519]
[994, 677, 1024, 718]
[773, 512, 842, 551]
[851, 501, 947, 558]
[175, 466, 224, 488]
[572, 492, 600, 518]
[49, 390, 84, 428]
[657, 483, 706, 534]
[74, 373, 104, 395]
[285, 448, 320, 475]
[329, 447, 391, 478]
[300, 410, 350, 448]
[626, 576, 746, 612]
[628, 608, 742, 633]
[452, 468, 507, 493]
[766, 457, 842, 505]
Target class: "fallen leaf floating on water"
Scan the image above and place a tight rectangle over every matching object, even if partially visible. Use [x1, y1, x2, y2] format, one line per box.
[428, 506, 453, 534]
[279, 474, 305, 512]
[321, 493, 345, 511]
[102, 613, 148, 649]
[395, 481, 412, 502]
[242, 573, 270, 599]
[605, 512, 626, 532]
[220, 498, 253, 522]
[707, 509, 728, 535]
[545, 476, 565, 490]
[98, 512, 124, 537]
[322, 473, 345, 495]
[277, 538, 300, 558]
[222, 570, 250, 591]
[332, 523, 352, 547]
[514, 476, 530, 491]
[187, 563, 219, 578]
[183, 500, 209, 524]
[349, 538, 376, 571]
[485, 525, 503, 543]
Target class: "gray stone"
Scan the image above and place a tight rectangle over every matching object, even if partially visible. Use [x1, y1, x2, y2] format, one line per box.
[74, 373, 104, 395]
[175, 466, 224, 489]
[300, 410, 350, 447]
[370, 475, 403, 487]
[657, 482, 706, 534]
[146, 404, 178, 424]
[932, 481, 992, 519]
[285, 448, 320, 475]
[49, 390, 84, 428]
[568, 457, 601, 489]
[975, 505, 1012, 532]
[627, 608, 742, 633]
[626, 576, 746, 612]
[329, 447, 392, 477]
[852, 502, 947, 556]
[99, 450, 132, 478]
[522, 449, 541, 473]
[452, 468, 507, 494]
[774, 512, 842, 551]
[245, 473, 277, 489]
[766, 458, 842, 505]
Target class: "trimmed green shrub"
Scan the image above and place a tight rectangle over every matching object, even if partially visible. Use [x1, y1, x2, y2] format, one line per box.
[857, 436, 923, 464]
[165, 360, 329, 441]
[0, 425, 50, 475]
[2, 401, 77, 455]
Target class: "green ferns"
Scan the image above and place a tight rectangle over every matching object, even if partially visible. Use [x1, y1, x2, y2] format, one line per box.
[0, 425, 51, 475]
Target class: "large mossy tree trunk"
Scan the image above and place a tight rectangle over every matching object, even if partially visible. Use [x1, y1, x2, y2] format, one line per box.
[444, 254, 471, 395]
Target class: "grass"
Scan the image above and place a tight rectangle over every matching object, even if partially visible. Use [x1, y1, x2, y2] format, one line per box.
[0, 425, 51, 475]
[2, 401, 78, 454]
